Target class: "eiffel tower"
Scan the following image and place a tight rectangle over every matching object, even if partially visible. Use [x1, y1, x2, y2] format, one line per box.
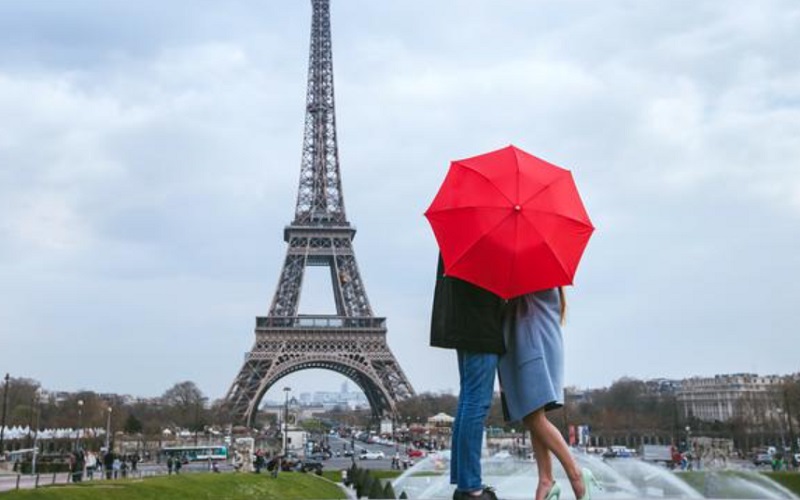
[225, 0, 415, 426]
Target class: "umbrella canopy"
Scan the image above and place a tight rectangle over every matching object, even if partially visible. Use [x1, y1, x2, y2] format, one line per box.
[424, 145, 594, 299]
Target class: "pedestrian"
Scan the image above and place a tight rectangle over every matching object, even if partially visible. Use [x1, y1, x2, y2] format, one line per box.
[167, 456, 174, 475]
[103, 450, 114, 480]
[671, 447, 682, 470]
[85, 452, 95, 480]
[254, 451, 265, 473]
[174, 457, 182, 475]
[498, 288, 599, 500]
[430, 255, 506, 500]
[112, 456, 121, 479]
[69, 450, 84, 483]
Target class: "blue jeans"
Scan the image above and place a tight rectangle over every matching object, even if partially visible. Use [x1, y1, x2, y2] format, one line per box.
[451, 350, 499, 492]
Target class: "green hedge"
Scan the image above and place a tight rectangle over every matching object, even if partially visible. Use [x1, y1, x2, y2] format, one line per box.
[18, 462, 71, 474]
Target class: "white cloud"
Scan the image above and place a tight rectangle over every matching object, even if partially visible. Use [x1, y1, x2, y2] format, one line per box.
[1, 0, 799, 401]
[3, 191, 91, 251]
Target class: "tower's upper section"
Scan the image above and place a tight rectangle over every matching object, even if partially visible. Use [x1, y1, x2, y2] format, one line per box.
[292, 0, 348, 226]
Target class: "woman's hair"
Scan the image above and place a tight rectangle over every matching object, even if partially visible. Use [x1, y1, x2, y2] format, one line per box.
[558, 286, 567, 326]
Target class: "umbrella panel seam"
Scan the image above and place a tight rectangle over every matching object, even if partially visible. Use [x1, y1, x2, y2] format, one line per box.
[444, 210, 517, 276]
[518, 175, 568, 208]
[519, 215, 573, 288]
[520, 210, 594, 229]
[452, 161, 515, 206]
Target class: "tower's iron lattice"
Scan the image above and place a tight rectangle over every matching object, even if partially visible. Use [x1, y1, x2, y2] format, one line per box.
[225, 0, 415, 426]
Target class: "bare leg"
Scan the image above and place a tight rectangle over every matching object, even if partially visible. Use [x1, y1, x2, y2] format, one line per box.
[524, 409, 585, 499]
[531, 432, 555, 500]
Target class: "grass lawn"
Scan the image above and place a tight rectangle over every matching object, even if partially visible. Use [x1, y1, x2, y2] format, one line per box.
[765, 471, 800, 496]
[1, 473, 346, 500]
[675, 471, 704, 493]
[678, 470, 800, 497]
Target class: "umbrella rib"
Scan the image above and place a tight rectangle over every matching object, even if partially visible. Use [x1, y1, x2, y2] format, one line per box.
[426, 205, 510, 214]
[448, 211, 516, 273]
[455, 161, 515, 206]
[522, 216, 572, 283]
[507, 207, 519, 297]
[518, 175, 570, 207]
[522, 209, 594, 228]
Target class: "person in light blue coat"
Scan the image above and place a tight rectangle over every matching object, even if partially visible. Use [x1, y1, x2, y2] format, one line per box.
[498, 287, 600, 500]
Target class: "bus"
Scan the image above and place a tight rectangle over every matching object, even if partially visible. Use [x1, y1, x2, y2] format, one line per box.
[160, 445, 228, 463]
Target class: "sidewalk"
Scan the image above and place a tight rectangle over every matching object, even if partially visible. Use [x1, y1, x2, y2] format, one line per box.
[0, 472, 70, 492]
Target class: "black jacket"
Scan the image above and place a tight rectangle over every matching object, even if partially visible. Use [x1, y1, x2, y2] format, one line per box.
[429, 255, 507, 354]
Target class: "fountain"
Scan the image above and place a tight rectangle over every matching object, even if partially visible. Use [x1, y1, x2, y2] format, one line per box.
[391, 451, 798, 499]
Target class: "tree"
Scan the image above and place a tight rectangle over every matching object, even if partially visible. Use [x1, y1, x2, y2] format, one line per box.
[396, 392, 458, 422]
[2, 377, 40, 427]
[368, 475, 385, 498]
[161, 381, 208, 431]
[382, 479, 397, 499]
[124, 414, 143, 434]
[356, 469, 370, 499]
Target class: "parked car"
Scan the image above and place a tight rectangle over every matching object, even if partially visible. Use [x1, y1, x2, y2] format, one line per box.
[753, 453, 772, 466]
[603, 446, 635, 459]
[359, 451, 385, 460]
[300, 460, 324, 475]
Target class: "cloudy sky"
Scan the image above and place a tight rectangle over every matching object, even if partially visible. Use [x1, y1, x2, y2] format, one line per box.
[1, 1, 799, 405]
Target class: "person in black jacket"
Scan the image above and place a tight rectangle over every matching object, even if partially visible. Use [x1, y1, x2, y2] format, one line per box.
[103, 450, 114, 480]
[430, 255, 506, 500]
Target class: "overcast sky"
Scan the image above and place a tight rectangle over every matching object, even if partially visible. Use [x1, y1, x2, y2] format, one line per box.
[1, 1, 799, 405]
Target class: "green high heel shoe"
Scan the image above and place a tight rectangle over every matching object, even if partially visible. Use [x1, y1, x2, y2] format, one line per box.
[544, 481, 561, 500]
[577, 468, 601, 500]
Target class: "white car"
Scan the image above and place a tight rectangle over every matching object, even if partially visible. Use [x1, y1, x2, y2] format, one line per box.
[359, 450, 385, 460]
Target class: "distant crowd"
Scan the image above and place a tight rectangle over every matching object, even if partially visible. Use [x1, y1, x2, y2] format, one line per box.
[68, 449, 141, 482]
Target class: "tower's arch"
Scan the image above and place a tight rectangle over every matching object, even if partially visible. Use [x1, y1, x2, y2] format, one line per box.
[250, 361, 395, 423]
[227, 324, 414, 427]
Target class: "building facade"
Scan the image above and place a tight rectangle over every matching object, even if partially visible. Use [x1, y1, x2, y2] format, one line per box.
[676, 373, 784, 422]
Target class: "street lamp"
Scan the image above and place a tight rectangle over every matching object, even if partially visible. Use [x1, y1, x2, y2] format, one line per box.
[776, 408, 787, 449]
[351, 433, 356, 465]
[31, 399, 41, 475]
[685, 426, 691, 452]
[77, 400, 84, 450]
[0, 373, 9, 455]
[105, 407, 113, 452]
[283, 387, 291, 455]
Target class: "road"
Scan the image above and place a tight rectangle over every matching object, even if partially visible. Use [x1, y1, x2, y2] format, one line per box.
[0, 472, 71, 493]
[319, 434, 413, 473]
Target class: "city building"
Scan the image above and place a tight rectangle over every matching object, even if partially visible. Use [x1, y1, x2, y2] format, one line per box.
[296, 382, 369, 411]
[676, 373, 785, 422]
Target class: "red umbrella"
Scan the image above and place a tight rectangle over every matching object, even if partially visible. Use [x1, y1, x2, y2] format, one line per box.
[424, 145, 594, 299]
